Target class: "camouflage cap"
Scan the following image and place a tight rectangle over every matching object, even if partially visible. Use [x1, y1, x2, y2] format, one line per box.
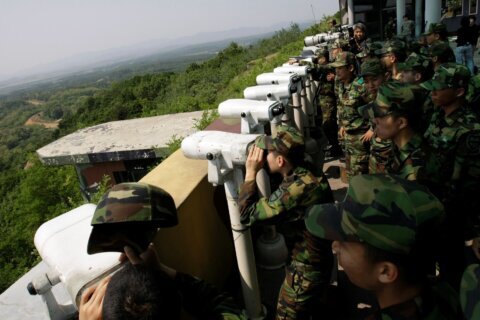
[421, 63, 471, 90]
[422, 22, 447, 35]
[397, 53, 432, 72]
[330, 38, 349, 50]
[360, 58, 385, 76]
[375, 40, 406, 56]
[305, 174, 444, 254]
[356, 42, 383, 59]
[460, 263, 480, 320]
[329, 51, 356, 68]
[254, 125, 304, 154]
[359, 82, 419, 118]
[429, 41, 455, 60]
[315, 48, 329, 58]
[87, 182, 178, 254]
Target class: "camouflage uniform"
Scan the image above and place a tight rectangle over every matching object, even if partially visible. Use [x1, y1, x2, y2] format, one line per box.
[87, 182, 178, 254]
[331, 52, 371, 179]
[460, 264, 480, 320]
[359, 59, 392, 174]
[175, 272, 246, 319]
[314, 54, 340, 155]
[467, 73, 480, 113]
[429, 41, 456, 69]
[305, 174, 463, 320]
[238, 126, 334, 320]
[360, 82, 426, 181]
[421, 63, 480, 289]
[384, 18, 396, 40]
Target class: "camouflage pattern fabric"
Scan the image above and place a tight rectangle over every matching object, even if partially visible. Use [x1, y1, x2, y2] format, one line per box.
[87, 182, 178, 254]
[91, 182, 177, 225]
[305, 174, 462, 319]
[305, 174, 445, 254]
[339, 77, 370, 179]
[175, 272, 246, 319]
[375, 40, 406, 56]
[467, 74, 480, 110]
[460, 264, 480, 320]
[316, 73, 339, 150]
[423, 22, 447, 36]
[421, 63, 471, 91]
[384, 19, 396, 40]
[344, 132, 370, 179]
[329, 51, 356, 68]
[369, 136, 391, 174]
[428, 42, 455, 64]
[386, 133, 425, 181]
[422, 105, 480, 235]
[239, 164, 333, 320]
[254, 125, 304, 155]
[398, 52, 433, 74]
[360, 58, 385, 76]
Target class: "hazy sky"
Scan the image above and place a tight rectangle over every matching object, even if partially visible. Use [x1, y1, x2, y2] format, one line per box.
[0, 0, 338, 78]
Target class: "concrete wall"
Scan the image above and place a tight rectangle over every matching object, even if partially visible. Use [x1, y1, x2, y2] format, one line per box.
[140, 149, 235, 289]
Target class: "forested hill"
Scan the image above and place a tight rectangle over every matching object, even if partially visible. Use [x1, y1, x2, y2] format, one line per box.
[0, 14, 337, 293]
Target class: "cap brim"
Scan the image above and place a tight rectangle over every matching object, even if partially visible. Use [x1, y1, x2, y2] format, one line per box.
[420, 80, 447, 91]
[329, 62, 347, 68]
[305, 202, 347, 241]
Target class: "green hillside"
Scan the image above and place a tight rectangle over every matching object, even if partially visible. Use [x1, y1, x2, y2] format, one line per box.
[0, 14, 337, 293]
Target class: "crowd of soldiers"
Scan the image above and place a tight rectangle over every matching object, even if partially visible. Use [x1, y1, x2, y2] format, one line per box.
[78, 20, 480, 320]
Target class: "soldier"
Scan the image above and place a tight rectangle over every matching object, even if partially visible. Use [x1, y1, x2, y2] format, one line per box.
[460, 263, 480, 320]
[80, 183, 247, 320]
[429, 41, 456, 70]
[398, 53, 435, 133]
[384, 16, 396, 40]
[423, 22, 449, 45]
[376, 40, 407, 81]
[359, 59, 391, 174]
[361, 82, 426, 180]
[238, 125, 334, 320]
[314, 48, 342, 158]
[467, 73, 480, 112]
[400, 15, 415, 43]
[420, 63, 480, 290]
[330, 38, 350, 60]
[305, 174, 463, 319]
[331, 52, 372, 179]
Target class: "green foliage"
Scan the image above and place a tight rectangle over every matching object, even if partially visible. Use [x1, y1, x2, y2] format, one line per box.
[166, 134, 184, 156]
[89, 174, 113, 204]
[193, 109, 219, 130]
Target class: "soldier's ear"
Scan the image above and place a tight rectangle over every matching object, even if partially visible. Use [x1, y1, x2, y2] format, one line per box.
[397, 116, 408, 130]
[376, 261, 399, 284]
[414, 72, 422, 82]
[455, 87, 466, 98]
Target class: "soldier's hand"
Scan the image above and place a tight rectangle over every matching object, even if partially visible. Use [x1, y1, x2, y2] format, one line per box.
[79, 275, 111, 320]
[326, 72, 335, 81]
[245, 145, 265, 182]
[122, 244, 177, 279]
[339, 127, 346, 139]
[360, 129, 374, 143]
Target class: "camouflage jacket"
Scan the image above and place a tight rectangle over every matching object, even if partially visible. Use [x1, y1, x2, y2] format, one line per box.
[386, 134, 425, 181]
[175, 272, 246, 319]
[338, 77, 370, 133]
[364, 281, 462, 320]
[460, 264, 480, 320]
[422, 106, 480, 235]
[239, 166, 333, 227]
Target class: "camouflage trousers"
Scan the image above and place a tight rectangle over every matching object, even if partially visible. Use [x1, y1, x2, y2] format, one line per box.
[344, 132, 370, 179]
[276, 261, 325, 320]
[319, 102, 339, 149]
[369, 136, 392, 174]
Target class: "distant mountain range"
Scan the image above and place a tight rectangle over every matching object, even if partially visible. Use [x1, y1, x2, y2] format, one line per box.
[0, 20, 313, 96]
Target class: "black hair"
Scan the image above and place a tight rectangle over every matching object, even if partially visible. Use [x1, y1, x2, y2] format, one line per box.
[461, 16, 470, 28]
[102, 263, 182, 320]
[391, 108, 423, 133]
[364, 243, 433, 286]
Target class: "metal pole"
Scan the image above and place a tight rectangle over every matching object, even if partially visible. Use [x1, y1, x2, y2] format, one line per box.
[415, 0, 423, 37]
[224, 168, 264, 320]
[397, 0, 406, 35]
[424, 0, 441, 31]
[292, 92, 304, 133]
[347, 0, 354, 24]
